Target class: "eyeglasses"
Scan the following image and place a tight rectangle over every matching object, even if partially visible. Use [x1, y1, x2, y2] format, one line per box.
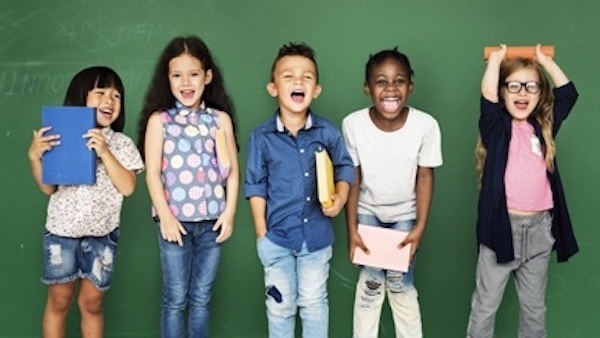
[504, 81, 541, 94]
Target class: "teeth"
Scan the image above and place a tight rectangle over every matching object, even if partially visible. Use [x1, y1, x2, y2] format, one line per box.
[291, 92, 304, 102]
[382, 98, 400, 112]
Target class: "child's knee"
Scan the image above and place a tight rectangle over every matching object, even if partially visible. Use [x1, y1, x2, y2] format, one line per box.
[78, 281, 104, 315]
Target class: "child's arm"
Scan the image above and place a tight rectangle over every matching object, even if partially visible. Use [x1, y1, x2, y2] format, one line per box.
[345, 167, 368, 262]
[84, 129, 137, 196]
[249, 196, 268, 238]
[400, 166, 434, 260]
[145, 113, 187, 246]
[322, 180, 350, 217]
[28, 127, 58, 195]
[535, 44, 569, 87]
[481, 44, 507, 103]
[214, 112, 239, 243]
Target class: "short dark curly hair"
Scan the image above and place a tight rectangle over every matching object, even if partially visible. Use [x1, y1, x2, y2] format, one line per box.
[270, 42, 319, 82]
[365, 47, 414, 84]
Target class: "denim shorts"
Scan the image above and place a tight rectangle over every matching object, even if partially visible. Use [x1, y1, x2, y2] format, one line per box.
[41, 229, 120, 291]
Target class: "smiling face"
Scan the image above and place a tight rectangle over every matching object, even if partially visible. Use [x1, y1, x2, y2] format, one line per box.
[168, 53, 213, 110]
[501, 67, 541, 121]
[86, 86, 122, 128]
[364, 57, 413, 121]
[267, 55, 321, 116]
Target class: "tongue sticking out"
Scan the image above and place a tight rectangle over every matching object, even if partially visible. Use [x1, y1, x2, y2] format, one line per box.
[382, 99, 400, 113]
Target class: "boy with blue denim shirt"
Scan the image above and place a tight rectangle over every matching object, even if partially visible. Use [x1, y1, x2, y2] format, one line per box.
[245, 42, 354, 338]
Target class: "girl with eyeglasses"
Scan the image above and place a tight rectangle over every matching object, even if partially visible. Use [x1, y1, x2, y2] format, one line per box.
[467, 44, 579, 338]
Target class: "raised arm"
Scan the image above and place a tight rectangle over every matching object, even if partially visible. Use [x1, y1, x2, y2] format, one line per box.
[535, 44, 569, 88]
[481, 44, 507, 103]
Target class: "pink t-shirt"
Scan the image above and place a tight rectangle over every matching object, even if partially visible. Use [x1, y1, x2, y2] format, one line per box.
[504, 120, 553, 212]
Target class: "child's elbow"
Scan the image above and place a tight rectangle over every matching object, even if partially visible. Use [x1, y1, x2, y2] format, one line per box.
[41, 185, 57, 196]
[122, 190, 134, 197]
[118, 181, 136, 197]
[119, 173, 138, 197]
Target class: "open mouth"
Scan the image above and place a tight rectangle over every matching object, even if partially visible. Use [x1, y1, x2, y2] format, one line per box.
[514, 99, 529, 110]
[98, 107, 113, 119]
[181, 89, 195, 100]
[291, 90, 305, 103]
[382, 97, 401, 113]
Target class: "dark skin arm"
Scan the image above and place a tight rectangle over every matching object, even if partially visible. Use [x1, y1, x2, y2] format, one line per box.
[345, 166, 435, 263]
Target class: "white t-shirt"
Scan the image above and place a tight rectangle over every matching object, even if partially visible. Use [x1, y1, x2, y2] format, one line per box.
[342, 107, 443, 222]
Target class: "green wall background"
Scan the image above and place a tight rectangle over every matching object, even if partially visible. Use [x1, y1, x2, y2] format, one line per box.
[1, 0, 599, 337]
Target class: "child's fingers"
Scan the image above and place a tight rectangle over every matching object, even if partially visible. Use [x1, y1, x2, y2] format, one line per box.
[160, 221, 187, 247]
[354, 235, 369, 254]
[215, 227, 232, 243]
[175, 233, 183, 247]
[178, 223, 188, 236]
[212, 220, 222, 232]
[34, 126, 53, 138]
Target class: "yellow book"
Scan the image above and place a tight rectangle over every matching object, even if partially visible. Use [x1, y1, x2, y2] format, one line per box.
[215, 128, 231, 179]
[316, 149, 335, 208]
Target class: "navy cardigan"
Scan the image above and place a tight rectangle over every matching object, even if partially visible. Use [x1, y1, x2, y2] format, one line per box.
[477, 82, 579, 263]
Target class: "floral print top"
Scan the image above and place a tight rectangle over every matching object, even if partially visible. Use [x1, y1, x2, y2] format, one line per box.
[45, 128, 144, 237]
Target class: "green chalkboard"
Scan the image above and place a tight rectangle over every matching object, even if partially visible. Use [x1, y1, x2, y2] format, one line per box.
[1, 0, 598, 337]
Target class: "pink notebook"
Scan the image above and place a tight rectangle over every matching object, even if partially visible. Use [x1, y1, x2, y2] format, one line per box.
[352, 224, 411, 272]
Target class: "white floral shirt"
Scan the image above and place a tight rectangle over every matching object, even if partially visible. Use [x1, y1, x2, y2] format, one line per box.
[45, 128, 144, 237]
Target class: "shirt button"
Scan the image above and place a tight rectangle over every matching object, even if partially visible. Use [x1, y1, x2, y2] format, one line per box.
[304, 172, 309, 177]
[306, 196, 311, 202]
[300, 148, 305, 154]
[304, 218, 308, 223]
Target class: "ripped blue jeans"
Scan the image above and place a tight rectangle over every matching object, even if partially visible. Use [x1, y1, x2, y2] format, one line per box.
[353, 214, 422, 338]
[257, 237, 332, 338]
[41, 229, 119, 291]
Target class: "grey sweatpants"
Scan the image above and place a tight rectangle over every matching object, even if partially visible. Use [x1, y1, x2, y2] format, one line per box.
[467, 211, 554, 338]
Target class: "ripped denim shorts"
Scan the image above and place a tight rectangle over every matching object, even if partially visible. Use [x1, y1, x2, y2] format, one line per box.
[41, 228, 120, 291]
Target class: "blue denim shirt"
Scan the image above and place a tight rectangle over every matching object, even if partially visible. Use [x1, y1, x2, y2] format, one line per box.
[245, 111, 355, 252]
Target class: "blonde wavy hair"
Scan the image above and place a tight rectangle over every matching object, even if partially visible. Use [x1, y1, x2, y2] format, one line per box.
[475, 58, 555, 182]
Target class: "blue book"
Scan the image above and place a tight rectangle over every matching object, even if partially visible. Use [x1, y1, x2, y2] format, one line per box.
[42, 106, 96, 185]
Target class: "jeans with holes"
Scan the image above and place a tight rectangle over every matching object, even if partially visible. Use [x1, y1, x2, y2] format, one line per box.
[353, 214, 422, 338]
[41, 229, 119, 291]
[257, 236, 332, 338]
[158, 220, 221, 338]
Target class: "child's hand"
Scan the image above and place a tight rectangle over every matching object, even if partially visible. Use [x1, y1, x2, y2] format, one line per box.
[214, 209, 235, 243]
[399, 227, 425, 262]
[488, 44, 507, 64]
[159, 215, 187, 247]
[534, 43, 554, 66]
[84, 128, 110, 157]
[348, 231, 369, 263]
[28, 127, 60, 161]
[321, 194, 345, 217]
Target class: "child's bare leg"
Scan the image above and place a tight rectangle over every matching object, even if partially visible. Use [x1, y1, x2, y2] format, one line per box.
[78, 279, 105, 338]
[43, 281, 76, 338]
